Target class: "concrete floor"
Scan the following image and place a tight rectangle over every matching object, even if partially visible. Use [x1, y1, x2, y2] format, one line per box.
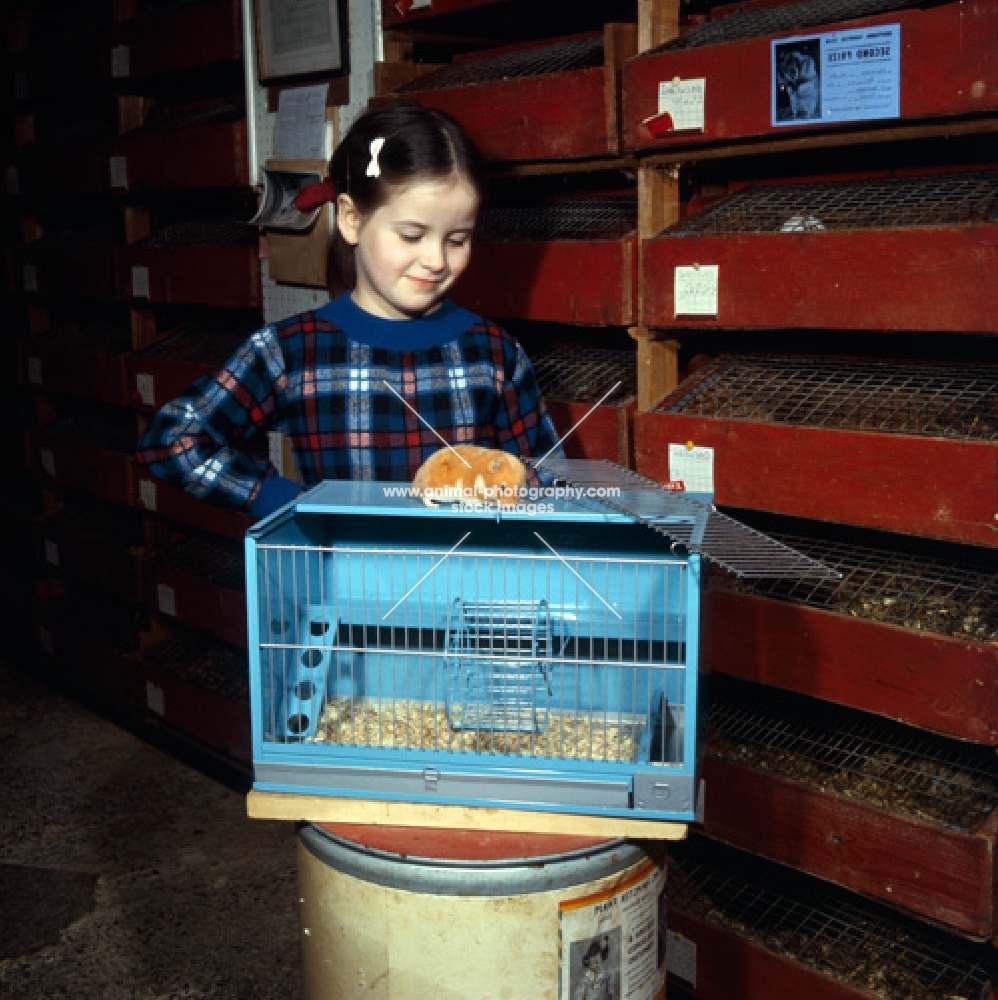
[0, 656, 304, 999]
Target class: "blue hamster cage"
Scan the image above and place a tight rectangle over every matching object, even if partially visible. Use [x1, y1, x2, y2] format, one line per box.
[245, 460, 833, 822]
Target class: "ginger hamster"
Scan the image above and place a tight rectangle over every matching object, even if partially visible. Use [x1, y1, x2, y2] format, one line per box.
[412, 445, 526, 507]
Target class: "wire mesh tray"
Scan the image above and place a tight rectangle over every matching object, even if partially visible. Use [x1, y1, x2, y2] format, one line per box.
[532, 345, 637, 404]
[667, 172, 998, 238]
[35, 322, 132, 356]
[132, 97, 244, 134]
[660, 355, 998, 443]
[133, 218, 258, 249]
[707, 693, 998, 833]
[42, 500, 145, 553]
[476, 197, 637, 241]
[720, 529, 998, 643]
[654, 0, 924, 52]
[150, 535, 245, 591]
[141, 631, 248, 703]
[668, 836, 996, 1000]
[399, 33, 604, 92]
[44, 408, 138, 455]
[134, 319, 252, 364]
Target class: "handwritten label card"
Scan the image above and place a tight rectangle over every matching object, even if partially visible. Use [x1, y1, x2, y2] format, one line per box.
[109, 156, 128, 189]
[669, 443, 714, 494]
[131, 265, 150, 299]
[135, 373, 156, 407]
[674, 264, 718, 316]
[274, 83, 330, 161]
[139, 480, 158, 511]
[157, 583, 177, 617]
[657, 77, 706, 132]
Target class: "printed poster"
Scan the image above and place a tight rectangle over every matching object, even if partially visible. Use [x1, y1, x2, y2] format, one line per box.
[560, 859, 667, 1000]
[772, 24, 900, 126]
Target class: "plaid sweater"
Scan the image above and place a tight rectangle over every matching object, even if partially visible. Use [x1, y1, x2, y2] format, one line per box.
[136, 293, 562, 518]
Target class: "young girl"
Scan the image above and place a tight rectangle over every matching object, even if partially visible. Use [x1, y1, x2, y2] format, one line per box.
[136, 100, 562, 519]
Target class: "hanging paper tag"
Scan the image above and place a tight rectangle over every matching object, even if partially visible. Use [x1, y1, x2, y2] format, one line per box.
[674, 264, 718, 316]
[109, 156, 128, 189]
[131, 265, 150, 299]
[157, 583, 177, 616]
[111, 45, 131, 78]
[668, 443, 714, 494]
[146, 682, 165, 715]
[135, 372, 156, 407]
[139, 479, 158, 511]
[39, 448, 56, 478]
[656, 77, 706, 132]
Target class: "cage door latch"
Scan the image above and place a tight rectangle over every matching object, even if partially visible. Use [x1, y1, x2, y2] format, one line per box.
[423, 767, 441, 792]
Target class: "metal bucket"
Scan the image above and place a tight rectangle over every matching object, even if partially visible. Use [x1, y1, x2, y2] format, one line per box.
[298, 824, 668, 1000]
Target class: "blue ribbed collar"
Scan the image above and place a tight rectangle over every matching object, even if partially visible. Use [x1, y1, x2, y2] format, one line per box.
[314, 292, 481, 351]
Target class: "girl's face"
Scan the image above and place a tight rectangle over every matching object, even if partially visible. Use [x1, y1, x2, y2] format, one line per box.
[337, 174, 479, 320]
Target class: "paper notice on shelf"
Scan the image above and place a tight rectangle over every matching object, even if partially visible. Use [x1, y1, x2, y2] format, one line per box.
[139, 479, 158, 511]
[250, 168, 324, 231]
[674, 264, 718, 316]
[669, 444, 714, 495]
[44, 540, 60, 567]
[111, 45, 130, 79]
[157, 584, 177, 617]
[135, 373, 156, 407]
[27, 357, 42, 385]
[146, 682, 165, 716]
[109, 156, 128, 189]
[132, 265, 150, 299]
[772, 24, 900, 127]
[6, 166, 20, 195]
[657, 78, 706, 132]
[560, 859, 667, 1000]
[39, 448, 55, 478]
[665, 930, 697, 987]
[273, 83, 329, 161]
[22, 265, 38, 293]
[39, 627, 55, 657]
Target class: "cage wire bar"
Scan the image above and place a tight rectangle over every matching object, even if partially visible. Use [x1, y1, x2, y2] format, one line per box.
[255, 542, 688, 764]
[536, 459, 840, 581]
[474, 198, 637, 242]
[532, 345, 638, 404]
[708, 699, 998, 831]
[668, 841, 996, 999]
[655, 0, 929, 52]
[722, 530, 998, 642]
[659, 355, 998, 442]
[667, 172, 998, 236]
[399, 33, 605, 92]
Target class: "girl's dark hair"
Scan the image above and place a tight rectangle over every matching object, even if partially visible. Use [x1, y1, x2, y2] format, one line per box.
[327, 99, 487, 292]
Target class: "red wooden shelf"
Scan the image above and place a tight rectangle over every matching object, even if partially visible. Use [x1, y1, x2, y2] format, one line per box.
[34, 409, 138, 507]
[454, 197, 637, 325]
[110, 0, 242, 78]
[623, 0, 998, 154]
[136, 623, 251, 764]
[19, 225, 121, 302]
[25, 322, 131, 405]
[701, 684, 998, 939]
[666, 836, 997, 1000]
[38, 499, 146, 601]
[702, 523, 998, 744]
[37, 584, 148, 711]
[395, 24, 637, 163]
[134, 474, 251, 542]
[106, 99, 249, 193]
[634, 354, 998, 546]
[118, 219, 261, 308]
[532, 344, 637, 465]
[10, 125, 112, 197]
[140, 534, 247, 648]
[640, 169, 998, 334]
[125, 316, 255, 409]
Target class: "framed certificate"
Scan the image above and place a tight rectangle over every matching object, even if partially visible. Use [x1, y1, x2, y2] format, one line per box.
[254, 0, 345, 84]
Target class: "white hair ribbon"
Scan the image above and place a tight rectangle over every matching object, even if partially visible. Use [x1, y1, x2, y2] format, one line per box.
[366, 136, 386, 178]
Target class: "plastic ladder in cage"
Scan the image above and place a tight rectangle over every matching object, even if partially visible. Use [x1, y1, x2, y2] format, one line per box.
[445, 598, 554, 734]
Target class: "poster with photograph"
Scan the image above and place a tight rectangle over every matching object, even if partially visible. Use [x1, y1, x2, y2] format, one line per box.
[772, 24, 900, 127]
[560, 860, 666, 1000]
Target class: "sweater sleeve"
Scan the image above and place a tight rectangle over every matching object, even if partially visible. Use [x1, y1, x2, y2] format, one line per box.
[135, 324, 300, 515]
[491, 327, 564, 465]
